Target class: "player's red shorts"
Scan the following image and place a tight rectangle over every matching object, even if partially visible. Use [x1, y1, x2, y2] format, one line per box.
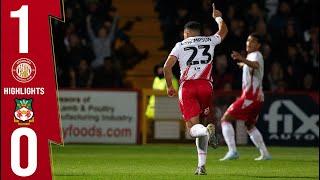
[225, 96, 263, 125]
[178, 79, 213, 121]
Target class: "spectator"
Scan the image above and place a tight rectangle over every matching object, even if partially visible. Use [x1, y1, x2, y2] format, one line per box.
[303, 74, 316, 91]
[86, 14, 119, 68]
[175, 5, 191, 32]
[70, 59, 94, 88]
[246, 2, 264, 32]
[269, 1, 292, 33]
[155, 0, 178, 50]
[225, 18, 246, 51]
[255, 19, 272, 44]
[284, 44, 304, 89]
[267, 61, 284, 92]
[197, 0, 212, 25]
[213, 54, 233, 91]
[265, 0, 279, 20]
[268, 1, 293, 55]
[304, 26, 319, 71]
[65, 33, 94, 68]
[284, 22, 302, 46]
[145, 64, 179, 119]
[92, 56, 124, 88]
[114, 38, 149, 70]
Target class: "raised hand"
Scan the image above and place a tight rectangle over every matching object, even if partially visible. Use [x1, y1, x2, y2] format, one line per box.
[231, 51, 244, 62]
[212, 3, 222, 18]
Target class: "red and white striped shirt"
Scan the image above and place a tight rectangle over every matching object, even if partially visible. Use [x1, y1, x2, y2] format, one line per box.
[241, 51, 264, 101]
[170, 34, 221, 82]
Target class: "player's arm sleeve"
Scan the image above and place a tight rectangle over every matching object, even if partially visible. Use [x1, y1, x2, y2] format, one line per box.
[247, 52, 263, 67]
[247, 52, 261, 62]
[210, 34, 222, 45]
[169, 43, 181, 59]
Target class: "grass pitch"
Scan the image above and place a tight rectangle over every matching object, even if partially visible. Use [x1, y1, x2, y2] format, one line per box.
[52, 144, 319, 180]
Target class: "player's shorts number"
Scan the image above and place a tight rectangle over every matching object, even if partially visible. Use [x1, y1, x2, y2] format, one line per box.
[184, 45, 212, 66]
[11, 127, 37, 177]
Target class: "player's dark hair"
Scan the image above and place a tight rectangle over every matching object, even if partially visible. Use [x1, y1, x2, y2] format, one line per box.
[184, 21, 201, 32]
[249, 32, 263, 44]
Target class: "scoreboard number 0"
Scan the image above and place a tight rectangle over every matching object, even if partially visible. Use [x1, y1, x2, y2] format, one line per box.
[10, 5, 29, 53]
[11, 127, 37, 177]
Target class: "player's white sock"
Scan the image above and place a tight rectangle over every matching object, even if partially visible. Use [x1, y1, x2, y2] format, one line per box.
[221, 121, 237, 152]
[190, 124, 208, 138]
[196, 135, 208, 167]
[248, 127, 269, 156]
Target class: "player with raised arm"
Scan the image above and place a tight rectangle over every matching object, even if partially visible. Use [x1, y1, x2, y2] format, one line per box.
[163, 4, 228, 175]
[220, 33, 272, 161]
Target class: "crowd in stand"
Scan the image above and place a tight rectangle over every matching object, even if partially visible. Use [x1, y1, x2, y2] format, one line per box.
[155, 0, 319, 92]
[53, 0, 318, 92]
[52, 0, 148, 88]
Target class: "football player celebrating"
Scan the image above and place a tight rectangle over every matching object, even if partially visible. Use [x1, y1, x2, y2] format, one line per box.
[220, 33, 272, 161]
[163, 4, 228, 175]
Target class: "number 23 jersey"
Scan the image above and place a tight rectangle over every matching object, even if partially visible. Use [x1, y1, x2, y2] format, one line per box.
[169, 34, 221, 82]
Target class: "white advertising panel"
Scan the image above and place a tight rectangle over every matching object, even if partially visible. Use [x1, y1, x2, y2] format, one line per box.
[59, 90, 138, 144]
[154, 121, 180, 139]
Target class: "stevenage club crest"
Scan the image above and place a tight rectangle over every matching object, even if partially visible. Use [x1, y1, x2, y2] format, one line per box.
[11, 58, 36, 83]
[14, 99, 34, 126]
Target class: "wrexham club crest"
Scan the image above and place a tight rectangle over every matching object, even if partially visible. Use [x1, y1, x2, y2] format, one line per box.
[14, 99, 34, 125]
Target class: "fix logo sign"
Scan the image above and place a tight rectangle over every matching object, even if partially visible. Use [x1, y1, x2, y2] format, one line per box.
[264, 100, 319, 141]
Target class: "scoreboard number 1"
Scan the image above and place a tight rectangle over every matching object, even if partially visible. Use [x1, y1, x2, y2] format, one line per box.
[10, 5, 29, 53]
[10, 4, 37, 177]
